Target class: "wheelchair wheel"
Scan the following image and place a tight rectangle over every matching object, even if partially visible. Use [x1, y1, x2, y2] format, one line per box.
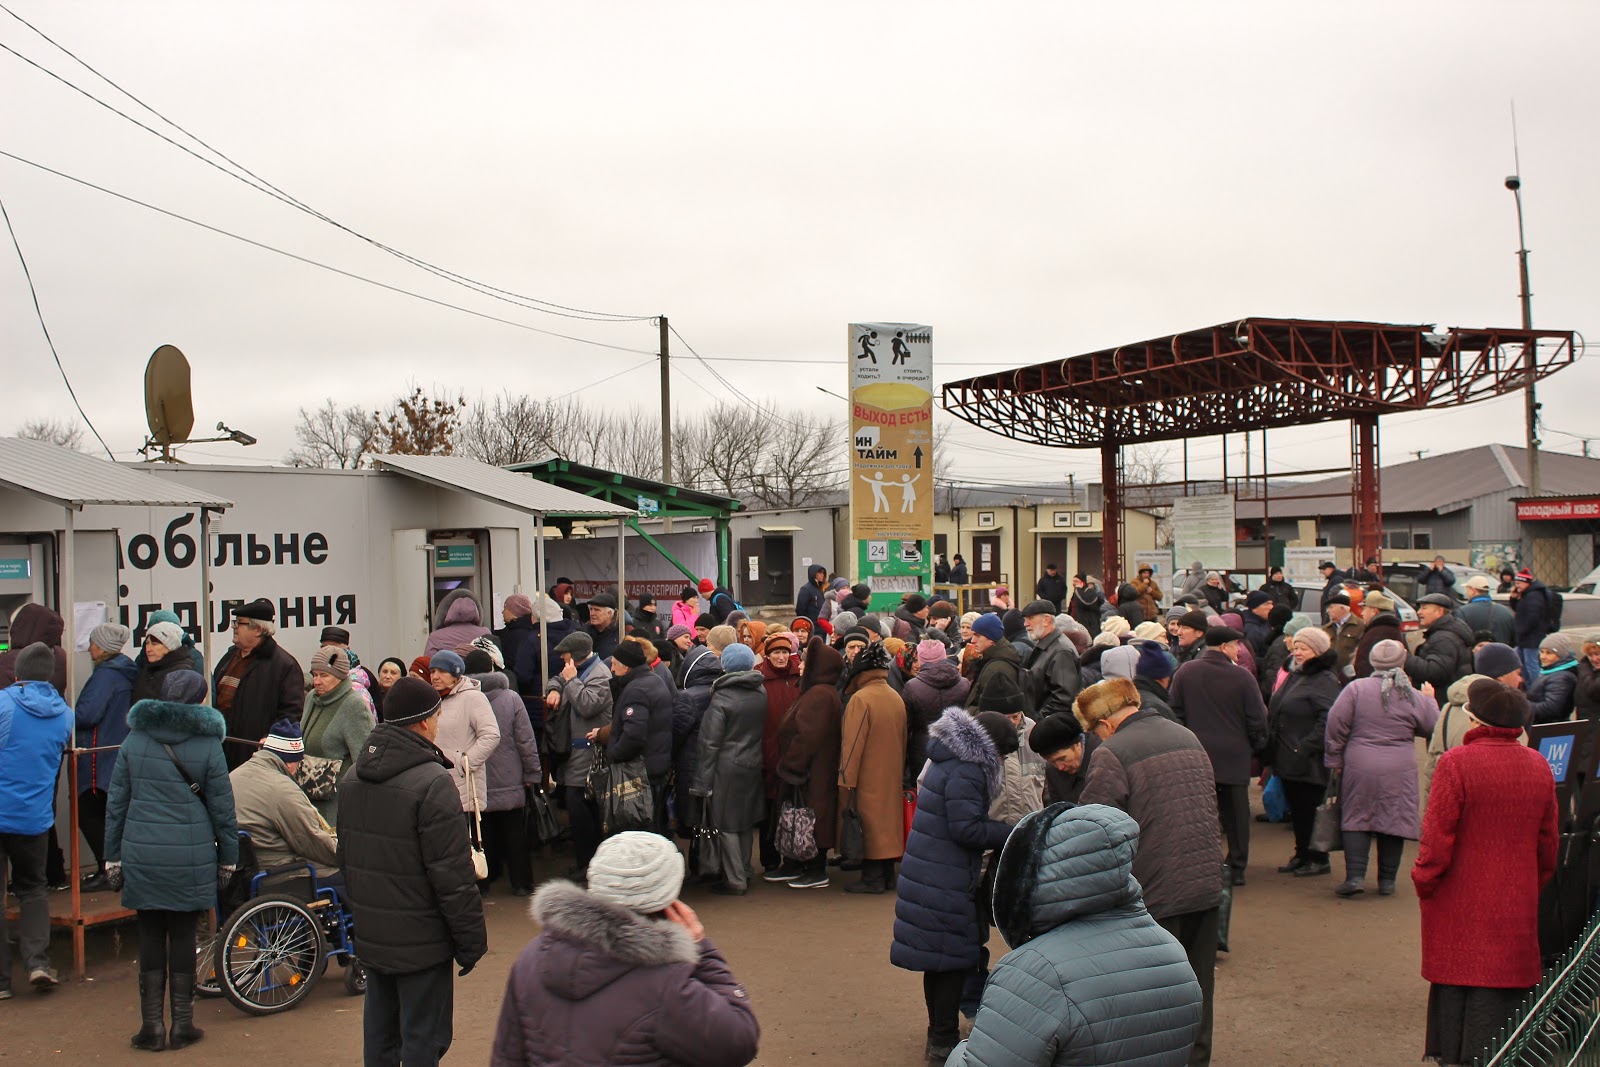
[216, 894, 327, 1016]
[195, 926, 225, 998]
[343, 957, 367, 997]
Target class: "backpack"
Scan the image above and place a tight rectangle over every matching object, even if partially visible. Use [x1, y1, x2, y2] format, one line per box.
[1547, 589, 1565, 632]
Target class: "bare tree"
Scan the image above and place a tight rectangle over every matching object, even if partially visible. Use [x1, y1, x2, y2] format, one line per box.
[16, 417, 86, 451]
[285, 400, 375, 468]
[457, 392, 565, 466]
[750, 409, 845, 508]
[373, 387, 464, 456]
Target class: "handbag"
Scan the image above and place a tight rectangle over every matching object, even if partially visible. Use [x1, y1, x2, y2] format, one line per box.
[775, 785, 818, 862]
[463, 759, 489, 882]
[838, 707, 870, 865]
[291, 755, 342, 802]
[1308, 772, 1345, 855]
[524, 787, 563, 846]
[586, 749, 653, 836]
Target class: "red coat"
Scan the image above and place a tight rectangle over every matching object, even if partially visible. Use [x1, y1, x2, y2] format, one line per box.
[758, 657, 800, 798]
[1412, 725, 1558, 988]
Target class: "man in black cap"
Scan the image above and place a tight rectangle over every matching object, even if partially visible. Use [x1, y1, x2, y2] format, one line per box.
[339, 676, 486, 1067]
[1034, 563, 1067, 613]
[211, 599, 305, 770]
[1169, 625, 1268, 887]
[1320, 592, 1364, 673]
[1020, 599, 1082, 719]
[893, 592, 930, 643]
[1405, 593, 1476, 690]
[543, 632, 614, 873]
[582, 592, 621, 662]
[1172, 610, 1211, 667]
[1317, 561, 1347, 622]
[1242, 591, 1276, 660]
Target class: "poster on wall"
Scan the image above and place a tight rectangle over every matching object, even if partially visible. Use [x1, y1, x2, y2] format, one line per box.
[849, 322, 933, 608]
[1470, 540, 1521, 574]
[1282, 546, 1331, 586]
[1171, 494, 1237, 572]
[1133, 550, 1174, 583]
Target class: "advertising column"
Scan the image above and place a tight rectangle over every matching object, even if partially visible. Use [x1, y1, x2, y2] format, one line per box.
[848, 323, 934, 613]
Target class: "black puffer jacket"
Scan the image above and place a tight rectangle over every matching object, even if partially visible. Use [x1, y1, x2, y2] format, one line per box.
[964, 639, 1030, 714]
[606, 665, 675, 779]
[1405, 613, 1477, 690]
[671, 650, 722, 829]
[338, 723, 487, 975]
[1266, 650, 1341, 786]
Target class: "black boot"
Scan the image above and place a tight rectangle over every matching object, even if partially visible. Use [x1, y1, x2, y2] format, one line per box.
[845, 859, 886, 895]
[168, 972, 205, 1050]
[131, 970, 166, 1051]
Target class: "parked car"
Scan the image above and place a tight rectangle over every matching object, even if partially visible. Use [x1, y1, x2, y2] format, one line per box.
[1568, 566, 1600, 596]
[1293, 580, 1425, 650]
[1376, 561, 1496, 606]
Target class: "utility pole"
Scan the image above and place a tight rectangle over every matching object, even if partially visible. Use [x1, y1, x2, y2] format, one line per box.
[1507, 108, 1541, 497]
[659, 315, 672, 533]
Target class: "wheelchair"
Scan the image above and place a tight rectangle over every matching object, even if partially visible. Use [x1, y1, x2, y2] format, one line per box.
[195, 831, 366, 1015]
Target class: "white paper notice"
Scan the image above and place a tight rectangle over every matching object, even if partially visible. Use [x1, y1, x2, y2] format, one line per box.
[73, 601, 108, 652]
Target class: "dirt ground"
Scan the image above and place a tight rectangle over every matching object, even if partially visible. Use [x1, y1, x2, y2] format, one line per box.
[3, 806, 1427, 1066]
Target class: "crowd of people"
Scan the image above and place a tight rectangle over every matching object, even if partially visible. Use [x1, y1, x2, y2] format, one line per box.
[0, 553, 1582, 1065]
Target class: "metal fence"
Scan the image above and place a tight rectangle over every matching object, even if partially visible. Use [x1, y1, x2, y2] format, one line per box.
[1523, 518, 1600, 591]
[1478, 907, 1600, 1067]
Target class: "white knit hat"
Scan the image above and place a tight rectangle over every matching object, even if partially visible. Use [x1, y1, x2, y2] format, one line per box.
[585, 831, 685, 914]
[145, 621, 186, 652]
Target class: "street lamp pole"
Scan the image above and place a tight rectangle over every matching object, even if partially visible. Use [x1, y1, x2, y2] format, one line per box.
[1506, 172, 1541, 497]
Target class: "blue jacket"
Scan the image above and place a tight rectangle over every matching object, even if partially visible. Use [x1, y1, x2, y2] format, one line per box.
[105, 698, 240, 912]
[891, 708, 1012, 973]
[795, 565, 827, 623]
[76, 654, 138, 794]
[0, 681, 73, 835]
[949, 804, 1203, 1067]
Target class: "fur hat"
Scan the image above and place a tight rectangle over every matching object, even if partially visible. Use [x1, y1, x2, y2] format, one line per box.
[1291, 626, 1331, 656]
[1369, 639, 1407, 671]
[1074, 677, 1139, 730]
[15, 642, 54, 682]
[1364, 592, 1395, 612]
[1466, 678, 1530, 730]
[385, 676, 442, 725]
[586, 831, 685, 914]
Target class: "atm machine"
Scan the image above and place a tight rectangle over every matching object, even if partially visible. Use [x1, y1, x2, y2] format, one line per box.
[428, 530, 490, 618]
[0, 540, 51, 653]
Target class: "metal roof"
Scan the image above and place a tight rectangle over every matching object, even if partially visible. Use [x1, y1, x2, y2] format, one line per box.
[1235, 444, 1600, 519]
[507, 456, 743, 515]
[0, 437, 234, 510]
[371, 453, 635, 518]
[942, 318, 1580, 447]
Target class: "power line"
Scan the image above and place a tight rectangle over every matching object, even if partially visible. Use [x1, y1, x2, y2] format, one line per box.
[549, 357, 660, 401]
[0, 9, 653, 324]
[0, 148, 661, 357]
[0, 187, 112, 458]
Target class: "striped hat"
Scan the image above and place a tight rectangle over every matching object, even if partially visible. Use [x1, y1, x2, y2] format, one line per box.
[262, 718, 305, 762]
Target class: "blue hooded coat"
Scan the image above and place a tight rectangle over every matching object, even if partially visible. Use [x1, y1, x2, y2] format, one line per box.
[891, 708, 1012, 973]
[949, 804, 1203, 1067]
[75, 653, 138, 794]
[105, 697, 239, 911]
[0, 680, 73, 835]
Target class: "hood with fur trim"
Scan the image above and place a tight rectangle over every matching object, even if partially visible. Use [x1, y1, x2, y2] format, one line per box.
[926, 707, 1003, 799]
[126, 698, 226, 744]
[531, 880, 699, 1001]
[992, 802, 1143, 950]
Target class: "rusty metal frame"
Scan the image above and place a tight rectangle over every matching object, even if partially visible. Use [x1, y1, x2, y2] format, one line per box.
[940, 317, 1581, 580]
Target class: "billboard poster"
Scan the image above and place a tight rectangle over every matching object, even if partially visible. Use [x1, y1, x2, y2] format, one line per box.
[849, 323, 933, 608]
[1283, 546, 1331, 586]
[1171, 494, 1237, 572]
[1133, 550, 1175, 582]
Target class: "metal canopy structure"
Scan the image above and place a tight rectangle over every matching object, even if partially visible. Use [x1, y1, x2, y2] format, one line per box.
[940, 318, 1580, 586]
[371, 453, 635, 518]
[507, 456, 743, 588]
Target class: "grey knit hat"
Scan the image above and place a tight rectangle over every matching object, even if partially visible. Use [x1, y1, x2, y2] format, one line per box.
[15, 642, 54, 682]
[144, 621, 186, 652]
[585, 831, 685, 914]
[89, 622, 131, 654]
[1370, 639, 1407, 671]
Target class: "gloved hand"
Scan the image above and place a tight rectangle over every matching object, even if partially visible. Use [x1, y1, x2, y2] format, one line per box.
[105, 862, 123, 891]
[457, 960, 476, 978]
[217, 864, 238, 890]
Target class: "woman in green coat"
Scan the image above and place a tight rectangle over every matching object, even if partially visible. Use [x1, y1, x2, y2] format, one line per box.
[105, 670, 238, 1052]
[300, 646, 375, 823]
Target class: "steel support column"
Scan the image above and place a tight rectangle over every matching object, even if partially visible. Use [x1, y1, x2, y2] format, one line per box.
[1351, 414, 1381, 570]
[1101, 442, 1124, 589]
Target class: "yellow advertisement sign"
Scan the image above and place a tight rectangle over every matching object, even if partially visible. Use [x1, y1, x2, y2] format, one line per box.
[848, 323, 934, 541]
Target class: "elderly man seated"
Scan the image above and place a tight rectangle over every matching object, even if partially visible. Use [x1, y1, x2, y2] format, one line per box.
[229, 719, 338, 874]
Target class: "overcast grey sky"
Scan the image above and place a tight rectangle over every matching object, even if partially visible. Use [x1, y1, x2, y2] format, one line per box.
[3, 1, 1597, 488]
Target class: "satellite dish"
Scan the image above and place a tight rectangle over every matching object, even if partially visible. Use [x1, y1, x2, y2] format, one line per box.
[144, 345, 195, 457]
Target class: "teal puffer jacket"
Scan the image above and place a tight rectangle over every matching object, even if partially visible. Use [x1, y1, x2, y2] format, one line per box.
[105, 699, 240, 912]
[949, 804, 1202, 1067]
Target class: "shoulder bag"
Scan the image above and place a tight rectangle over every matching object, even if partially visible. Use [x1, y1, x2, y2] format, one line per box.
[462, 758, 489, 881]
[292, 755, 342, 802]
[837, 706, 871, 864]
[775, 782, 818, 862]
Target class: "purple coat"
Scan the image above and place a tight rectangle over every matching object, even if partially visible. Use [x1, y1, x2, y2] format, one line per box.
[1324, 673, 1439, 839]
[426, 590, 492, 656]
[491, 882, 760, 1067]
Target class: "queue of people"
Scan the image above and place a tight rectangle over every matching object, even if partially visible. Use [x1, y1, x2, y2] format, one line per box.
[0, 555, 1581, 1067]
